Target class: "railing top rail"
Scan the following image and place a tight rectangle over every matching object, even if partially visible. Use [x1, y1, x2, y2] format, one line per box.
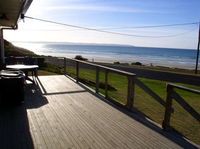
[168, 83, 200, 95]
[63, 57, 136, 77]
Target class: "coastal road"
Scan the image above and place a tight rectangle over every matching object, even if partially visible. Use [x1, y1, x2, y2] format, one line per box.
[97, 63, 200, 86]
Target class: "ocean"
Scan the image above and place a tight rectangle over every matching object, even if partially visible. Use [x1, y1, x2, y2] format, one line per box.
[13, 42, 199, 69]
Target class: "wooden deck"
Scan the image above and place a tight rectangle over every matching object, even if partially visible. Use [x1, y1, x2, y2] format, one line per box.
[0, 75, 199, 149]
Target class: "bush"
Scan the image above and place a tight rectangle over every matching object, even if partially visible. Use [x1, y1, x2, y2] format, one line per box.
[131, 62, 142, 66]
[74, 55, 88, 61]
[114, 61, 120, 64]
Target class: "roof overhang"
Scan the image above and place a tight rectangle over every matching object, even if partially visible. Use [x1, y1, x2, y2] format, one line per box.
[0, 0, 33, 28]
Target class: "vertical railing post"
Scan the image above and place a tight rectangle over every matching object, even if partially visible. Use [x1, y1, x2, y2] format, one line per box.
[76, 61, 79, 82]
[64, 57, 67, 75]
[35, 57, 38, 65]
[126, 75, 135, 110]
[105, 69, 109, 98]
[96, 67, 99, 93]
[162, 84, 173, 130]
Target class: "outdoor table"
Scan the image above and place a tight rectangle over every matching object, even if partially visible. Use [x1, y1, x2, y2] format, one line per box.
[6, 64, 39, 84]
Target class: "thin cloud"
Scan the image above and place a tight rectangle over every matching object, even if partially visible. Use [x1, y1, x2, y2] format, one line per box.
[43, 5, 169, 14]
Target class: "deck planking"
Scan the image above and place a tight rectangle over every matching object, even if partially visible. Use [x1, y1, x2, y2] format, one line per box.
[0, 75, 199, 149]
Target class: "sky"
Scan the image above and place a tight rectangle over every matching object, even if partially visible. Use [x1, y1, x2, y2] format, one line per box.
[4, 0, 200, 49]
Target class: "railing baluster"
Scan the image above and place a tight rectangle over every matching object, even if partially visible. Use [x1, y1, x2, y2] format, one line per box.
[64, 57, 67, 75]
[35, 57, 38, 65]
[96, 67, 99, 93]
[126, 75, 135, 110]
[162, 85, 173, 130]
[105, 69, 109, 99]
[76, 61, 79, 82]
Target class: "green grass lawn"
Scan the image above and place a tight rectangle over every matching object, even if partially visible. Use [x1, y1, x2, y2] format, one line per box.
[37, 70, 59, 75]
[65, 66, 200, 144]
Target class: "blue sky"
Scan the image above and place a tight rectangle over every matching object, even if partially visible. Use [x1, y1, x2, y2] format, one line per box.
[4, 0, 200, 49]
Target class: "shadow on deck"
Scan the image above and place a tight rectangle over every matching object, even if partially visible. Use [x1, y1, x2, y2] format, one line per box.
[0, 75, 199, 149]
[0, 83, 48, 149]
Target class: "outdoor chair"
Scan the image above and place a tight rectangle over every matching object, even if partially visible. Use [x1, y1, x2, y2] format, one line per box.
[0, 70, 25, 105]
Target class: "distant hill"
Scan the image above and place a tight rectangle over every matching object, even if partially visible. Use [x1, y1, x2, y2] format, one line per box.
[4, 40, 37, 56]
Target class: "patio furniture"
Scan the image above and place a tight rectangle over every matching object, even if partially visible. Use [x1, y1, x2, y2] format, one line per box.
[6, 64, 39, 84]
[0, 70, 25, 105]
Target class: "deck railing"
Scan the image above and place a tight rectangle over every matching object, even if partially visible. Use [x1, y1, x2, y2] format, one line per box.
[62, 57, 136, 110]
[63, 58, 168, 108]
[162, 83, 200, 130]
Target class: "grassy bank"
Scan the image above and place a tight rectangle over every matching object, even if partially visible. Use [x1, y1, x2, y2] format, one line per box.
[4, 40, 37, 57]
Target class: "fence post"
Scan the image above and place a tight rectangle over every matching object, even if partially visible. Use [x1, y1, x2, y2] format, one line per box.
[64, 57, 67, 75]
[96, 67, 99, 93]
[162, 84, 173, 130]
[76, 61, 79, 82]
[105, 69, 109, 98]
[126, 75, 135, 110]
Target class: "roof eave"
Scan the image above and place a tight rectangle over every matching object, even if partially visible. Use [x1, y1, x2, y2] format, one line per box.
[0, 0, 33, 27]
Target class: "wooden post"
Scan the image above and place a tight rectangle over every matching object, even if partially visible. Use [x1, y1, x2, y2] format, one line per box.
[34, 57, 38, 65]
[64, 57, 67, 75]
[105, 69, 109, 98]
[162, 85, 173, 130]
[126, 75, 135, 110]
[195, 23, 200, 74]
[96, 67, 99, 93]
[76, 61, 79, 82]
[0, 28, 5, 65]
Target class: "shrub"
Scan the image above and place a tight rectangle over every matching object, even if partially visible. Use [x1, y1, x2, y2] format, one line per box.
[74, 55, 88, 61]
[131, 62, 142, 66]
[114, 61, 120, 64]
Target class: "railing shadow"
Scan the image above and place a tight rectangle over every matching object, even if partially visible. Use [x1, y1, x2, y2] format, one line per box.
[43, 90, 87, 96]
[24, 81, 49, 109]
[35, 76, 47, 94]
[65, 75, 200, 149]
